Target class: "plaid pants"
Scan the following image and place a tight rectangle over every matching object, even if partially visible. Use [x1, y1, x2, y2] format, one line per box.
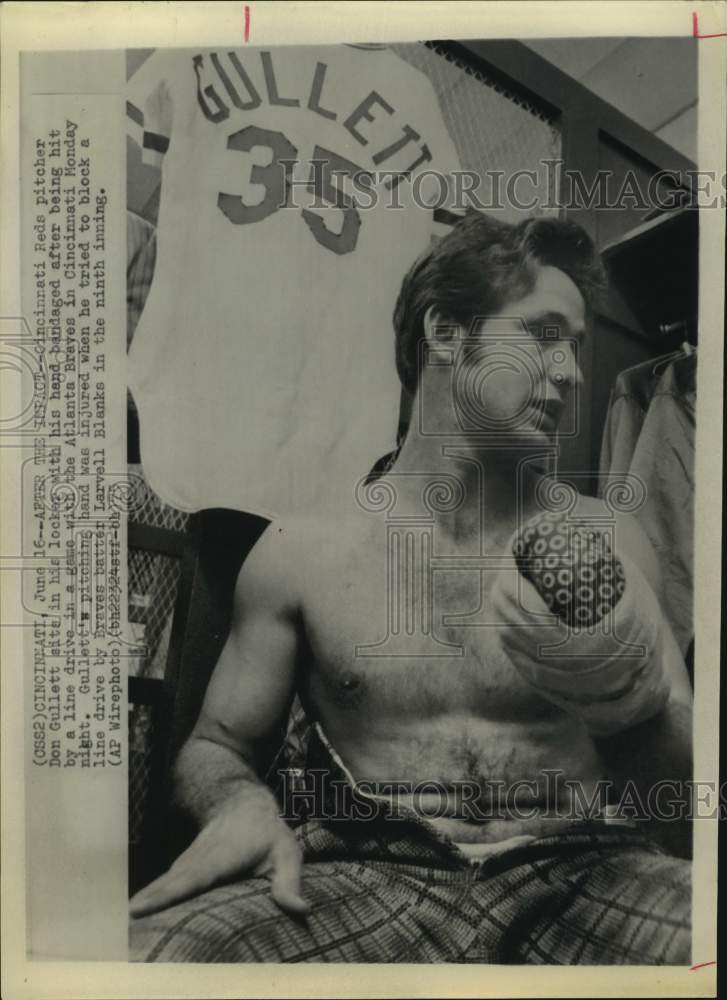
[131, 728, 691, 964]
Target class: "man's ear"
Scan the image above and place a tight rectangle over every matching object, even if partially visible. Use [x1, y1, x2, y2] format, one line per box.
[423, 306, 459, 361]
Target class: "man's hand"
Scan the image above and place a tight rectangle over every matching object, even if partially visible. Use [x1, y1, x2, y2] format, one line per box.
[129, 785, 309, 919]
[493, 529, 671, 736]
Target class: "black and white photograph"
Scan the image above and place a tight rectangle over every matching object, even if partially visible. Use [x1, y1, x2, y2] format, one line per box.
[2, 2, 724, 997]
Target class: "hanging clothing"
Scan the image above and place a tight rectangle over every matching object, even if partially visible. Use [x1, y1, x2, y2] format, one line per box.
[126, 46, 461, 518]
[126, 210, 157, 349]
[598, 348, 696, 657]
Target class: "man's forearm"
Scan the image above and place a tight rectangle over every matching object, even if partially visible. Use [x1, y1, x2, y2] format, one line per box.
[132, 732, 308, 917]
[173, 735, 275, 828]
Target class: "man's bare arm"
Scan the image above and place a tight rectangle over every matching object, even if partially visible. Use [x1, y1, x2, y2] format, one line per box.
[130, 523, 310, 916]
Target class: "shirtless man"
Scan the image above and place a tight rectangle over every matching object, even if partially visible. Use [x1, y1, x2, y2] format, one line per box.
[131, 213, 693, 964]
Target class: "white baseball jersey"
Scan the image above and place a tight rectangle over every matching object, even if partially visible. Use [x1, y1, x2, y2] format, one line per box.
[127, 45, 461, 517]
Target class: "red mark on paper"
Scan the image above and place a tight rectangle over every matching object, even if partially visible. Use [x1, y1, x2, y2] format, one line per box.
[244, 5, 250, 42]
[692, 12, 727, 37]
[690, 961, 716, 971]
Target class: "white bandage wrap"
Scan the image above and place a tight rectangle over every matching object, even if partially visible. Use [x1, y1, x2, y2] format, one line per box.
[494, 548, 671, 736]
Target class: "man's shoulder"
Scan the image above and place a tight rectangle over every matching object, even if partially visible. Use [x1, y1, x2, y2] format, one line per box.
[242, 510, 376, 591]
[572, 491, 644, 539]
[572, 492, 644, 536]
[267, 510, 372, 550]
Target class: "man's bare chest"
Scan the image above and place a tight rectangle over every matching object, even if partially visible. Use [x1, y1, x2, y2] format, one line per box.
[299, 551, 554, 721]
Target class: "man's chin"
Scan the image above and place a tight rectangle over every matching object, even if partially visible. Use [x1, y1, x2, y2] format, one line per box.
[456, 425, 557, 452]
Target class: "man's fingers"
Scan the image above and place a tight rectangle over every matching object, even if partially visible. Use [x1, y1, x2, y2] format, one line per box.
[129, 828, 309, 920]
[129, 844, 222, 918]
[269, 838, 310, 916]
[130, 867, 210, 918]
[130, 873, 193, 918]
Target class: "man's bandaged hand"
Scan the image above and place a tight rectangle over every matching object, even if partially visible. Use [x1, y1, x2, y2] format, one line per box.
[494, 515, 671, 736]
[512, 513, 625, 626]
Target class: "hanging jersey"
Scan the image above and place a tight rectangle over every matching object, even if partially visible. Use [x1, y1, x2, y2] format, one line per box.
[127, 45, 461, 517]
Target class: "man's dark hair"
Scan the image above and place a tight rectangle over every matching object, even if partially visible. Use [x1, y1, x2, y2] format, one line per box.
[393, 211, 607, 395]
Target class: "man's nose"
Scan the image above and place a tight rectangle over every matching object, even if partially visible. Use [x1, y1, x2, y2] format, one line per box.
[547, 342, 583, 392]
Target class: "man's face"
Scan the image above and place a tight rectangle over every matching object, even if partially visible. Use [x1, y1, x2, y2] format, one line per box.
[452, 264, 587, 442]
